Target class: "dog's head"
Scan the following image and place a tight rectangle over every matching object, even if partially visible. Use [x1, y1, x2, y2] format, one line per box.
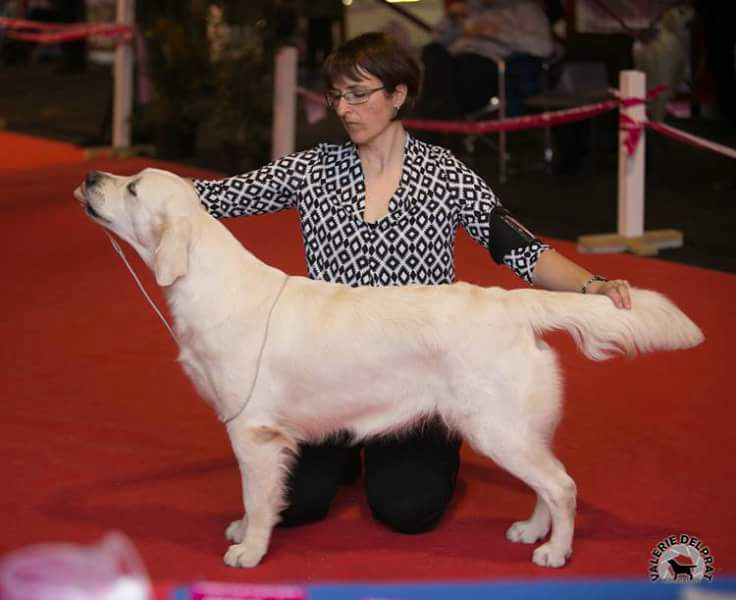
[74, 168, 197, 286]
[661, 4, 695, 35]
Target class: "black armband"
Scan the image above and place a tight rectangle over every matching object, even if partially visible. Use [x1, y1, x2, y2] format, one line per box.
[487, 206, 542, 264]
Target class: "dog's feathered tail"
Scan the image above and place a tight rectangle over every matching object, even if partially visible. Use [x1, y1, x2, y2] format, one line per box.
[508, 288, 704, 360]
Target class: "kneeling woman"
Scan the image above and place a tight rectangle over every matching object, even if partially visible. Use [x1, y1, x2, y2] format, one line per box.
[191, 31, 630, 534]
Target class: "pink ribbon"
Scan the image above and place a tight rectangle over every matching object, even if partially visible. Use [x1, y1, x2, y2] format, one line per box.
[617, 85, 671, 155]
[619, 113, 644, 156]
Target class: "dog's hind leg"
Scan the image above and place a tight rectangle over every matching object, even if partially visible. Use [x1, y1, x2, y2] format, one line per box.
[463, 423, 576, 567]
[223, 424, 296, 568]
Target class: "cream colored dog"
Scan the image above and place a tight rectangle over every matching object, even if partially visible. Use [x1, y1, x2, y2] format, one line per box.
[633, 4, 695, 122]
[75, 168, 704, 569]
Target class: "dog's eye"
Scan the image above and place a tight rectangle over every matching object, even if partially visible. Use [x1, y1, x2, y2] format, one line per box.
[126, 182, 138, 197]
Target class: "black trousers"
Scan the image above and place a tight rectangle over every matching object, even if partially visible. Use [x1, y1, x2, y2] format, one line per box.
[280, 421, 461, 534]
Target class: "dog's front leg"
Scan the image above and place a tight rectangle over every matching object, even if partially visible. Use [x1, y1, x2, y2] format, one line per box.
[225, 515, 248, 543]
[224, 424, 295, 568]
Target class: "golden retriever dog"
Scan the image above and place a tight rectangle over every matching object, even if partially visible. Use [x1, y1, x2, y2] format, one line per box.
[633, 4, 695, 122]
[74, 168, 703, 569]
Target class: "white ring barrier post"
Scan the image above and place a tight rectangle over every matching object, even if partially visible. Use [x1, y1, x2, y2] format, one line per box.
[577, 70, 683, 256]
[618, 70, 645, 239]
[272, 46, 298, 161]
[112, 0, 135, 149]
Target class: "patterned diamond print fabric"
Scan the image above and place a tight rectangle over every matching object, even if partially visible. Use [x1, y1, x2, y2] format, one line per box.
[193, 134, 549, 287]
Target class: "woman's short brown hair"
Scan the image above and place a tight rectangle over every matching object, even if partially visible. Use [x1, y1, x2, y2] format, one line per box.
[322, 32, 421, 119]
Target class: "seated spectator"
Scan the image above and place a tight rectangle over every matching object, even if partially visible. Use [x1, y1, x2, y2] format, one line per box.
[416, 0, 554, 121]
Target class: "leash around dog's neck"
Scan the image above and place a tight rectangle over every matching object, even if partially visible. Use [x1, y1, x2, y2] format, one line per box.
[106, 232, 178, 343]
[220, 273, 289, 426]
[105, 231, 289, 426]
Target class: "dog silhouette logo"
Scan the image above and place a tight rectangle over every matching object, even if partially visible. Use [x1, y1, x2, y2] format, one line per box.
[648, 534, 715, 582]
[667, 556, 697, 581]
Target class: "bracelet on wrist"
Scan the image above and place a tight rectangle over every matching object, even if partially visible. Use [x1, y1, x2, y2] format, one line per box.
[581, 275, 608, 294]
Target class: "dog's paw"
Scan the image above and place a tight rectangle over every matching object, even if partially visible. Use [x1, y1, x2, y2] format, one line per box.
[224, 542, 266, 568]
[225, 518, 247, 543]
[531, 542, 571, 568]
[506, 519, 549, 544]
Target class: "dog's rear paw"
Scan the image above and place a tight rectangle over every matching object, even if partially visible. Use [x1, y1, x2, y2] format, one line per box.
[224, 542, 266, 568]
[506, 520, 548, 544]
[226, 518, 247, 543]
[531, 542, 571, 568]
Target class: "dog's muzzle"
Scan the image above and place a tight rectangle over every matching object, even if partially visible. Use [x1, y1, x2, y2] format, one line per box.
[75, 170, 108, 222]
[85, 170, 102, 189]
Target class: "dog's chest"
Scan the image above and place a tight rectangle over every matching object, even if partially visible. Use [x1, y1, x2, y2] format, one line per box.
[177, 350, 217, 405]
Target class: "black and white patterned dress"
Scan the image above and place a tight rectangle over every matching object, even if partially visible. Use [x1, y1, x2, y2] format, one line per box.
[193, 133, 549, 287]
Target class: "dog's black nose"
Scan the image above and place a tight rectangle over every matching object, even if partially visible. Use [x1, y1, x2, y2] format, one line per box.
[85, 170, 101, 188]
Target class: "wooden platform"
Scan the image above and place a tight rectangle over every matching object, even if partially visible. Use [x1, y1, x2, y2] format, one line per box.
[577, 229, 683, 256]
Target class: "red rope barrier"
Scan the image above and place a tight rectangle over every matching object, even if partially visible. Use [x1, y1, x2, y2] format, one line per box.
[401, 86, 670, 135]
[0, 17, 68, 31]
[647, 121, 736, 160]
[0, 17, 133, 43]
[402, 99, 619, 134]
[614, 86, 736, 160]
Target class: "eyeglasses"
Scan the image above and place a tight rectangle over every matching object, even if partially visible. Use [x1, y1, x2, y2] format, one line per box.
[325, 86, 386, 109]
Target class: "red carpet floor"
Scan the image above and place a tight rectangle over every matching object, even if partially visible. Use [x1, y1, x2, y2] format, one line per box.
[1, 133, 734, 586]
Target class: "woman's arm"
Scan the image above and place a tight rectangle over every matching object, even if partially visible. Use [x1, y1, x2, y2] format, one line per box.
[191, 147, 319, 218]
[532, 249, 632, 309]
[450, 153, 549, 285]
[447, 152, 631, 309]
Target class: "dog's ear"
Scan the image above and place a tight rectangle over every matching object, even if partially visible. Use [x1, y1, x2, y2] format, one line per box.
[662, 10, 677, 30]
[153, 216, 191, 286]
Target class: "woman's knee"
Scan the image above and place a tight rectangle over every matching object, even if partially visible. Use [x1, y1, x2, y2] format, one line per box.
[279, 487, 333, 527]
[363, 430, 460, 534]
[367, 490, 452, 534]
[278, 436, 360, 528]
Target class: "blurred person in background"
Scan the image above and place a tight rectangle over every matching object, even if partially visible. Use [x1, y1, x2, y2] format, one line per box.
[416, 0, 554, 122]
